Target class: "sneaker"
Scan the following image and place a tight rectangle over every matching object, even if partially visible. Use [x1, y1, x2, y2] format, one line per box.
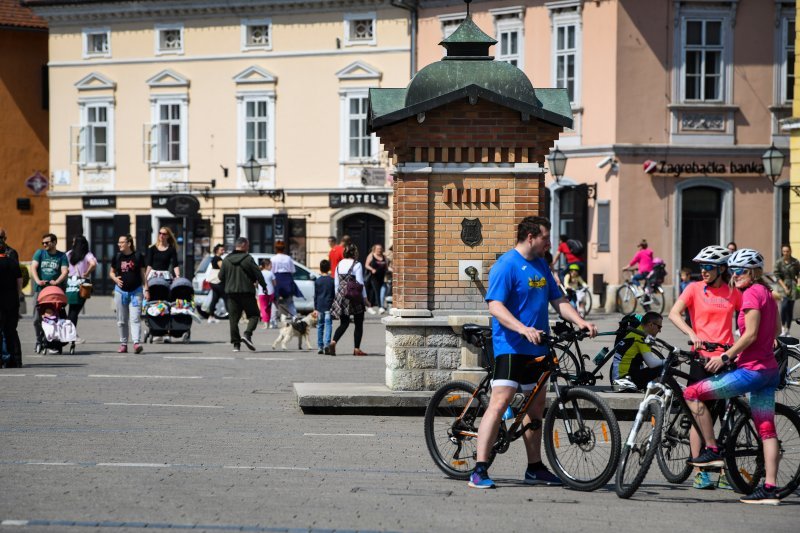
[46, 348, 60, 355]
[133, 343, 143, 354]
[153, 336, 164, 344]
[716, 473, 733, 490]
[524, 466, 563, 486]
[118, 344, 128, 354]
[693, 471, 715, 490]
[613, 378, 638, 392]
[317, 349, 324, 355]
[688, 447, 724, 468]
[468, 468, 496, 489]
[366, 307, 377, 315]
[232, 344, 241, 353]
[353, 349, 368, 356]
[378, 307, 386, 314]
[740, 483, 780, 505]
[241, 335, 256, 351]
[207, 317, 219, 324]
[75, 336, 86, 345]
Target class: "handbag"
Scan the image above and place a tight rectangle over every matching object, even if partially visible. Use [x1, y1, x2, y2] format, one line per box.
[79, 282, 93, 299]
[342, 262, 364, 302]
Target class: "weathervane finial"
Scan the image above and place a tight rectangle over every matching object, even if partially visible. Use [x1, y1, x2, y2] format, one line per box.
[465, 0, 472, 16]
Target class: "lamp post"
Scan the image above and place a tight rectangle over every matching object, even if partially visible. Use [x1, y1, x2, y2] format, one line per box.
[762, 144, 785, 186]
[547, 147, 567, 183]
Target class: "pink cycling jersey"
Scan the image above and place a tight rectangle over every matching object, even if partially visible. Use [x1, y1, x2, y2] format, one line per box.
[628, 249, 654, 274]
[736, 283, 778, 371]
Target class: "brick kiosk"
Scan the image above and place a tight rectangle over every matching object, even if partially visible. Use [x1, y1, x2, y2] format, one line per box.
[369, 15, 573, 390]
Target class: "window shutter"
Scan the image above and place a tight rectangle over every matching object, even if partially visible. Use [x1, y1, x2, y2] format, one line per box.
[135, 215, 152, 252]
[597, 201, 610, 253]
[113, 215, 130, 240]
[143, 123, 156, 164]
[70, 125, 86, 165]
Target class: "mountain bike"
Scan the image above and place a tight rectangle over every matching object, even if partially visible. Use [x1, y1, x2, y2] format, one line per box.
[614, 335, 800, 499]
[424, 324, 622, 491]
[616, 272, 665, 315]
[776, 325, 800, 411]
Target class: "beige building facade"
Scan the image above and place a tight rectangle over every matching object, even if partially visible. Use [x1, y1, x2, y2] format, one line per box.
[417, 0, 792, 308]
[28, 0, 410, 292]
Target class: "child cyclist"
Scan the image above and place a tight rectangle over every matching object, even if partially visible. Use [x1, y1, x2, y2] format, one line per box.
[612, 312, 664, 392]
[563, 264, 589, 318]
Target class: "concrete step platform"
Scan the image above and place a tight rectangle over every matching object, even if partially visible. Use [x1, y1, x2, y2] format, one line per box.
[294, 382, 646, 417]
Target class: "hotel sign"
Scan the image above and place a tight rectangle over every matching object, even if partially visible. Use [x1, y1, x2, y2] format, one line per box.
[644, 159, 765, 177]
[329, 192, 389, 208]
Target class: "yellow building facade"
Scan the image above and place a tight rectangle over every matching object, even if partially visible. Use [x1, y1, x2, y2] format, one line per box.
[28, 0, 410, 292]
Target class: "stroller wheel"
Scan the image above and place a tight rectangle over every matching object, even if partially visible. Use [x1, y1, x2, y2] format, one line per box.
[69, 343, 75, 355]
[34, 343, 41, 354]
[182, 332, 190, 344]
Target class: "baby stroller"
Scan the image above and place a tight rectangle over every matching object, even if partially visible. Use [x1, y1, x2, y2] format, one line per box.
[143, 277, 172, 343]
[168, 277, 196, 343]
[35, 286, 78, 355]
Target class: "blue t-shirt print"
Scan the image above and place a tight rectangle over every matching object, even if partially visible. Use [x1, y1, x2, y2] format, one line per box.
[485, 249, 562, 357]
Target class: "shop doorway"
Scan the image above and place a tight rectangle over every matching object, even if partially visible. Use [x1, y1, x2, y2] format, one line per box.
[554, 185, 589, 275]
[680, 186, 722, 271]
[778, 184, 790, 248]
[89, 218, 115, 295]
[340, 213, 385, 263]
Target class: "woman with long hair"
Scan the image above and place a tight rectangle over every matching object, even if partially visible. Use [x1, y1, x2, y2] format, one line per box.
[327, 242, 370, 356]
[364, 243, 388, 315]
[65, 235, 97, 333]
[145, 226, 180, 281]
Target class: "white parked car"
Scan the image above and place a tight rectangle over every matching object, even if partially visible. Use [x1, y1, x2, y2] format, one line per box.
[193, 253, 317, 313]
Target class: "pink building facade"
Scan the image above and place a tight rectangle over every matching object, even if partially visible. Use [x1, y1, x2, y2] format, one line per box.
[416, 0, 792, 307]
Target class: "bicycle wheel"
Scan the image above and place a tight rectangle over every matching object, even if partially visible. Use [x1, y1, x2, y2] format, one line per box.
[424, 381, 493, 480]
[557, 348, 583, 382]
[656, 404, 694, 483]
[581, 290, 593, 317]
[724, 403, 800, 498]
[616, 285, 637, 315]
[777, 349, 800, 411]
[615, 400, 663, 498]
[543, 387, 622, 491]
[642, 287, 665, 315]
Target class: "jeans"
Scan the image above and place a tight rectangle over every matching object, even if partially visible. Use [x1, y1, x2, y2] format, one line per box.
[114, 287, 142, 344]
[227, 293, 259, 345]
[379, 284, 387, 308]
[780, 297, 795, 328]
[317, 311, 332, 349]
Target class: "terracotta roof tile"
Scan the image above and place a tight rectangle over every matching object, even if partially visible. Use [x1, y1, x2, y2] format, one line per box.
[0, 0, 47, 29]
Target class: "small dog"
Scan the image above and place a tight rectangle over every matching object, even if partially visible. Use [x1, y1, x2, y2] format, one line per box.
[271, 312, 318, 350]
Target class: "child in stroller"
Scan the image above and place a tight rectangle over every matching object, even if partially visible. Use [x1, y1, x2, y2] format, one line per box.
[36, 286, 78, 354]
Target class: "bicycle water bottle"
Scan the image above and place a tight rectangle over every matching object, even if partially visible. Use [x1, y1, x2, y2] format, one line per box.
[502, 393, 526, 420]
[502, 406, 516, 420]
[594, 347, 610, 365]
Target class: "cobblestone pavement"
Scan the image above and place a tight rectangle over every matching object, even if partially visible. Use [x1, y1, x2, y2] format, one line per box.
[0, 297, 797, 532]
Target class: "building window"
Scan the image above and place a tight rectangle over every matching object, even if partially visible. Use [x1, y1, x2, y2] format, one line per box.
[781, 15, 795, 104]
[245, 99, 268, 161]
[83, 29, 110, 58]
[344, 12, 376, 46]
[348, 95, 371, 159]
[683, 19, 724, 101]
[493, 9, 524, 68]
[242, 18, 271, 51]
[86, 105, 109, 164]
[146, 97, 187, 165]
[156, 24, 183, 55]
[554, 22, 579, 103]
[236, 92, 276, 185]
[73, 99, 114, 167]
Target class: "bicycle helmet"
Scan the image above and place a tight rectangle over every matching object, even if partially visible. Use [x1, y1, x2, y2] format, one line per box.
[692, 245, 731, 265]
[727, 248, 764, 269]
[568, 264, 580, 271]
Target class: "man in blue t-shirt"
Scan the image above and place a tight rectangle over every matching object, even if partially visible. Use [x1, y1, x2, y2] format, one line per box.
[31, 233, 68, 351]
[469, 216, 597, 490]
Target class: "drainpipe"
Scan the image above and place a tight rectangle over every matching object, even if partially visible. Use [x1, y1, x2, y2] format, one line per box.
[391, 0, 418, 77]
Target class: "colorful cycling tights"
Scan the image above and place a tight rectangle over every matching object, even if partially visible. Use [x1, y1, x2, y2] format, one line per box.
[684, 367, 780, 440]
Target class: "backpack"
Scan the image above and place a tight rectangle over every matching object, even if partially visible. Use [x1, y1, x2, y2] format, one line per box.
[567, 239, 584, 257]
[342, 262, 364, 302]
[651, 263, 667, 285]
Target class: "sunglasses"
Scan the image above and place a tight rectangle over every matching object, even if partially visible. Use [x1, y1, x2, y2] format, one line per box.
[730, 268, 749, 276]
[159, 232, 168, 236]
[699, 264, 717, 271]
[42, 241, 52, 246]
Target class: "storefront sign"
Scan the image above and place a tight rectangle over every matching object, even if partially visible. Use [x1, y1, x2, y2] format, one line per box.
[82, 196, 116, 209]
[329, 192, 389, 208]
[223, 215, 239, 252]
[643, 159, 765, 177]
[25, 171, 49, 194]
[273, 214, 288, 243]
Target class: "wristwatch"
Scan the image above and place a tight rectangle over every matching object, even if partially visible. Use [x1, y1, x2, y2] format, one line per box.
[720, 354, 730, 364]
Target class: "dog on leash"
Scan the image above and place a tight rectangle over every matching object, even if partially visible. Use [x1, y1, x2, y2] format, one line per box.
[271, 312, 318, 350]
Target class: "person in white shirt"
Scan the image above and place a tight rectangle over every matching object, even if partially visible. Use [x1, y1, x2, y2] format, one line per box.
[270, 241, 298, 318]
[327, 243, 370, 356]
[256, 258, 276, 328]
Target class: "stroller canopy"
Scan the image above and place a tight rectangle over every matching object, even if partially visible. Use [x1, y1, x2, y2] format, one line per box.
[37, 286, 68, 306]
[170, 277, 194, 301]
[148, 276, 171, 301]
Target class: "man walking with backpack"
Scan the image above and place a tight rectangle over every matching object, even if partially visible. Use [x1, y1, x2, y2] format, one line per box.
[218, 237, 267, 352]
[551, 234, 585, 280]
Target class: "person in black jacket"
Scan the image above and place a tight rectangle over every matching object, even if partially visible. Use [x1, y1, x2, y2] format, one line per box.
[314, 259, 335, 355]
[0, 234, 23, 368]
[218, 237, 267, 352]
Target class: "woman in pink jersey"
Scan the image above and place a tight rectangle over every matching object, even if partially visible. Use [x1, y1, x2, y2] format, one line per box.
[622, 239, 654, 287]
[683, 248, 781, 505]
[669, 245, 741, 489]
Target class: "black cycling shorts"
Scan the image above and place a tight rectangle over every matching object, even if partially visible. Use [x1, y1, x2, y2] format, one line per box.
[687, 358, 721, 417]
[492, 353, 547, 391]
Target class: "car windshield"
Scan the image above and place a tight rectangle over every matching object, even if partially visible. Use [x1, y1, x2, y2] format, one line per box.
[195, 255, 212, 275]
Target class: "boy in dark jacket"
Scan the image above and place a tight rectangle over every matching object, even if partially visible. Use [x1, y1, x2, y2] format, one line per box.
[218, 237, 267, 352]
[315, 259, 335, 355]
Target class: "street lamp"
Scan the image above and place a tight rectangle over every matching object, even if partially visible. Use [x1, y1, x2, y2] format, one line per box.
[243, 155, 262, 189]
[547, 147, 567, 183]
[762, 144, 785, 186]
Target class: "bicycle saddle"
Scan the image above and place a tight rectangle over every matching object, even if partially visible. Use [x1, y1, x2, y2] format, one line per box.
[778, 336, 799, 346]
